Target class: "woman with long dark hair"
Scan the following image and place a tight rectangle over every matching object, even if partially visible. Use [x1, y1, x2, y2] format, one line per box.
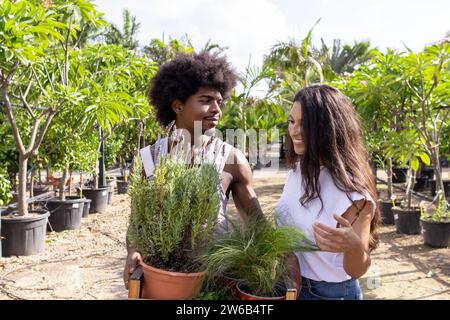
[275, 84, 380, 300]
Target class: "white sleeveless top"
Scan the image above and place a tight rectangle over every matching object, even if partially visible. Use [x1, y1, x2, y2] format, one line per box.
[275, 163, 375, 282]
[139, 137, 233, 234]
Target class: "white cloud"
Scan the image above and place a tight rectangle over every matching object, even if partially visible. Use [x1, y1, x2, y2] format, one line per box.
[94, 0, 293, 72]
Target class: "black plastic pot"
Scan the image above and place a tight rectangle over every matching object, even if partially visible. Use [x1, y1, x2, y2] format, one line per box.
[421, 219, 450, 248]
[117, 180, 130, 194]
[430, 180, 450, 197]
[82, 199, 92, 218]
[420, 167, 434, 180]
[80, 188, 108, 213]
[441, 157, 449, 168]
[392, 168, 408, 183]
[413, 177, 429, 192]
[1, 209, 49, 257]
[379, 200, 395, 225]
[107, 188, 113, 205]
[64, 196, 90, 218]
[33, 185, 50, 196]
[392, 207, 421, 235]
[106, 179, 114, 205]
[40, 197, 84, 232]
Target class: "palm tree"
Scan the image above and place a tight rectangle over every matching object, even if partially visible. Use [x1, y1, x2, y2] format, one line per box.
[199, 39, 229, 55]
[143, 35, 226, 65]
[104, 8, 140, 50]
[143, 37, 194, 65]
[317, 39, 373, 76]
[263, 19, 324, 97]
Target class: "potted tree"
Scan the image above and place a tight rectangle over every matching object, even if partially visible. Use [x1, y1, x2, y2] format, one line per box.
[335, 50, 408, 226]
[37, 109, 101, 230]
[0, 0, 103, 256]
[420, 193, 450, 248]
[384, 129, 430, 234]
[203, 215, 319, 300]
[77, 43, 157, 211]
[127, 155, 221, 299]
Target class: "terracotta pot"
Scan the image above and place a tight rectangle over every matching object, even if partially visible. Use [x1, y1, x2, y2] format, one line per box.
[236, 281, 286, 300]
[140, 261, 206, 300]
[218, 274, 243, 298]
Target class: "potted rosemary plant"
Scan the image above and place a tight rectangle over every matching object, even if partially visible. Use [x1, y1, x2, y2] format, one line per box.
[127, 155, 221, 299]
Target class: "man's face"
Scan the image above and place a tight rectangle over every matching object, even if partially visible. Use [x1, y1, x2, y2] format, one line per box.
[173, 87, 223, 133]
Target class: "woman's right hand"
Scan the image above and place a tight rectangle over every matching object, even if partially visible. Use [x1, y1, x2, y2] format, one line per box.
[123, 249, 143, 289]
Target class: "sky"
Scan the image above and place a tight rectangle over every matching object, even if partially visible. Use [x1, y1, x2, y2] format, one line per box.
[93, 0, 449, 73]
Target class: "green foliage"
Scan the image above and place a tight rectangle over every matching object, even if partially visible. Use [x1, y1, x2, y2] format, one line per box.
[0, 166, 12, 206]
[421, 192, 450, 223]
[144, 37, 194, 65]
[103, 8, 140, 50]
[127, 155, 221, 273]
[383, 129, 430, 171]
[317, 39, 374, 79]
[0, 0, 67, 69]
[263, 19, 323, 98]
[79, 43, 158, 133]
[203, 215, 319, 297]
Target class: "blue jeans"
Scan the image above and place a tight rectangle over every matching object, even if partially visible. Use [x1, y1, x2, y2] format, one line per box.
[298, 277, 363, 300]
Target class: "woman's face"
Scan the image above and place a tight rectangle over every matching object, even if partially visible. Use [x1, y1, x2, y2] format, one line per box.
[288, 101, 305, 155]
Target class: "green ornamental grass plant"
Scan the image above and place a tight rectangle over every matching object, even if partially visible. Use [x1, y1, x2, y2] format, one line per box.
[203, 215, 320, 297]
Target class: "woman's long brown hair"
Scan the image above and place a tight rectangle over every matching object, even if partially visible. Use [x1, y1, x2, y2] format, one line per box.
[286, 84, 380, 251]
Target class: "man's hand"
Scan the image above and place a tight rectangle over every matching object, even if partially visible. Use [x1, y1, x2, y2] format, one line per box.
[123, 250, 143, 289]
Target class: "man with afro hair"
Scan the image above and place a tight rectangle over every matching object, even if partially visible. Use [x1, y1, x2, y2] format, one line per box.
[123, 52, 265, 288]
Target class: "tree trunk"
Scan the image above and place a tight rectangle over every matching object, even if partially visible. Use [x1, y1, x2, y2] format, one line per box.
[94, 159, 99, 189]
[38, 167, 42, 184]
[431, 149, 445, 199]
[59, 169, 68, 201]
[29, 166, 35, 210]
[29, 166, 35, 200]
[387, 158, 393, 200]
[79, 172, 83, 198]
[406, 168, 415, 209]
[68, 170, 73, 196]
[18, 155, 29, 216]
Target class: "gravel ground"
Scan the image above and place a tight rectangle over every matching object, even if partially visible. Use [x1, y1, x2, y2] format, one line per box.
[0, 169, 449, 300]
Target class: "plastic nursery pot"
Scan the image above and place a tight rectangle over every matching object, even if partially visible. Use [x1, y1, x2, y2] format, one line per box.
[1, 209, 49, 257]
[116, 180, 130, 195]
[421, 219, 450, 248]
[79, 188, 108, 213]
[379, 199, 395, 225]
[39, 197, 84, 232]
[392, 168, 408, 183]
[82, 199, 92, 218]
[392, 206, 421, 235]
[413, 177, 429, 192]
[140, 261, 207, 300]
[64, 196, 90, 218]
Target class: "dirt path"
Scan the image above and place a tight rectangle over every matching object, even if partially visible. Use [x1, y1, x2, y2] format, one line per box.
[0, 170, 449, 300]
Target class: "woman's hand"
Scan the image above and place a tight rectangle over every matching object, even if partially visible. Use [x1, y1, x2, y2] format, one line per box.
[123, 249, 143, 289]
[312, 214, 363, 253]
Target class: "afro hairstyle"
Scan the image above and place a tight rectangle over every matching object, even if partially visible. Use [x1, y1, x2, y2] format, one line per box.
[148, 52, 238, 126]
